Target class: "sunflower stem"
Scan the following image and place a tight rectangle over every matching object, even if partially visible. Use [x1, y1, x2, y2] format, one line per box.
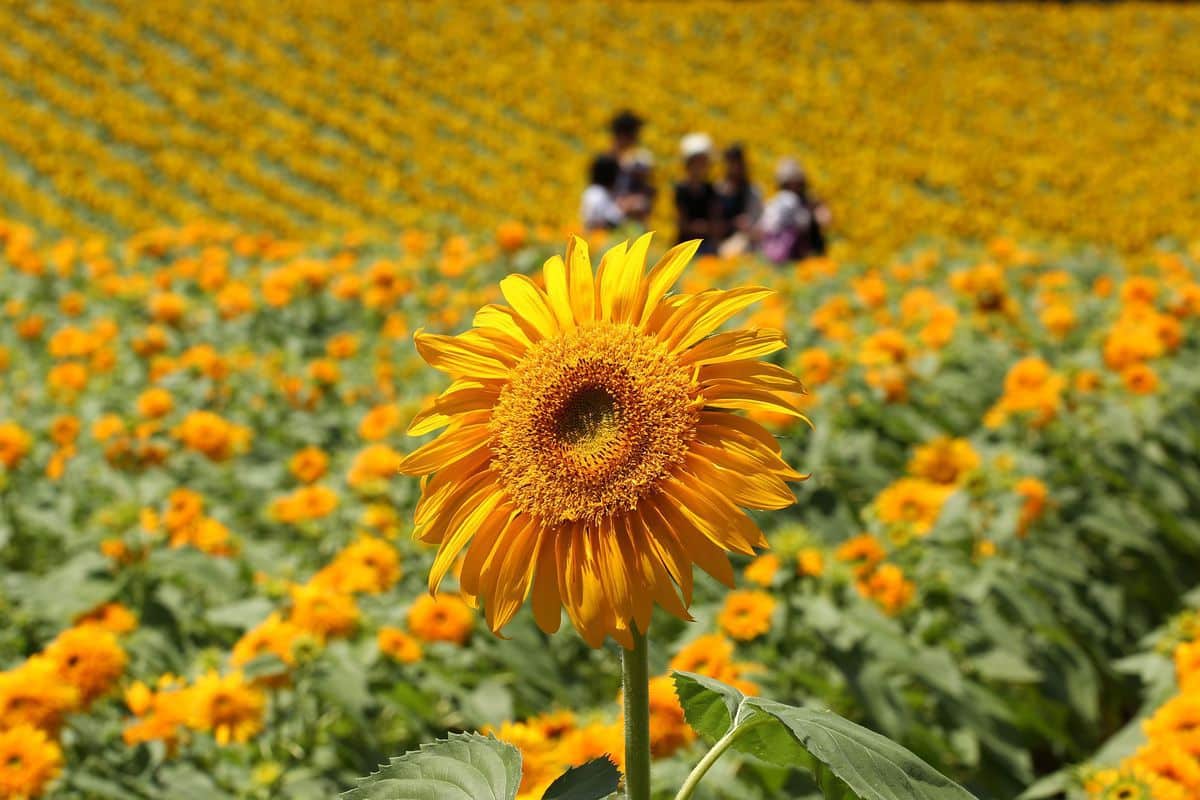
[621, 627, 652, 800]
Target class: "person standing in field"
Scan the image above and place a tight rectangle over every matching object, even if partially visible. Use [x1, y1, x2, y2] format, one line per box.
[759, 157, 831, 264]
[716, 144, 763, 256]
[674, 132, 721, 255]
[608, 110, 656, 225]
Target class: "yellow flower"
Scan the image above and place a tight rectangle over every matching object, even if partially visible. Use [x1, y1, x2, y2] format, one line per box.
[743, 553, 780, 587]
[399, 236, 805, 647]
[907, 437, 980, 486]
[0, 657, 79, 732]
[718, 590, 776, 641]
[0, 724, 63, 799]
[287, 582, 359, 641]
[74, 602, 138, 635]
[232, 613, 308, 669]
[796, 547, 825, 577]
[873, 478, 954, 539]
[186, 670, 266, 745]
[43, 625, 127, 708]
[313, 536, 402, 595]
[1085, 765, 1186, 800]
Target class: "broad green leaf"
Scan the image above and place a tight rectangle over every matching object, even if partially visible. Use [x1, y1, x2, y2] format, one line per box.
[343, 732, 521, 800]
[674, 672, 980, 800]
[541, 757, 620, 800]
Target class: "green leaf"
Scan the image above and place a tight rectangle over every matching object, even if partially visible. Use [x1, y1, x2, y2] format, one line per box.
[541, 757, 620, 800]
[205, 597, 275, 629]
[673, 672, 980, 800]
[343, 732, 522, 800]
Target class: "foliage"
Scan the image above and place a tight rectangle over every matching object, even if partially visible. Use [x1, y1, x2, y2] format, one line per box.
[0, 220, 1198, 798]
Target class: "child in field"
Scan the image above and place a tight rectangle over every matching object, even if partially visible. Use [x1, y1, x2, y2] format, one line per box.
[759, 157, 831, 264]
[580, 155, 626, 231]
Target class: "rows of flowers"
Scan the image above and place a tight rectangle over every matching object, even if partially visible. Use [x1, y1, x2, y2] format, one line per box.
[1, 2, 1200, 255]
[1, 219, 1200, 797]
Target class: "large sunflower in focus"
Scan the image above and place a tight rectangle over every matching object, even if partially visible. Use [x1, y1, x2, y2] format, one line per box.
[400, 235, 806, 648]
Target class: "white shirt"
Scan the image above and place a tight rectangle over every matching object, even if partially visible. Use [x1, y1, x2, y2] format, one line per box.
[581, 185, 624, 230]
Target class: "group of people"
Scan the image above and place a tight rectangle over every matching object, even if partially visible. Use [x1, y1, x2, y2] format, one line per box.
[581, 110, 831, 263]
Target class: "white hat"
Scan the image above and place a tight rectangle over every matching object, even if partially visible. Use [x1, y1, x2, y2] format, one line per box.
[775, 157, 804, 184]
[680, 132, 713, 161]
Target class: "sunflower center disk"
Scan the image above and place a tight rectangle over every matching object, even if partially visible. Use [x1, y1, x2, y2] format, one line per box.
[490, 324, 698, 527]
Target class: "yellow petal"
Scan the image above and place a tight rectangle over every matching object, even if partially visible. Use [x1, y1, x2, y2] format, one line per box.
[542, 254, 575, 329]
[428, 491, 509, 592]
[414, 330, 513, 379]
[639, 239, 701, 326]
[407, 382, 498, 436]
[485, 517, 544, 631]
[399, 421, 492, 476]
[647, 494, 735, 588]
[662, 287, 774, 353]
[531, 534, 562, 635]
[500, 274, 558, 339]
[681, 328, 787, 366]
[565, 236, 595, 323]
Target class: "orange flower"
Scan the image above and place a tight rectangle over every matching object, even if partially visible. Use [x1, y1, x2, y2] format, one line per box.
[856, 563, 915, 614]
[289, 446, 329, 483]
[136, 387, 174, 419]
[717, 590, 776, 641]
[797, 547, 825, 577]
[359, 404, 401, 440]
[0, 724, 63, 799]
[1122, 363, 1159, 395]
[407, 594, 474, 645]
[43, 626, 127, 708]
[0, 421, 32, 469]
[1015, 477, 1048, 536]
[836, 534, 886, 578]
[907, 437, 980, 485]
[377, 627, 423, 664]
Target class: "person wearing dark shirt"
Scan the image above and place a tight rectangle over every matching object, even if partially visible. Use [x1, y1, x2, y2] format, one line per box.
[608, 110, 655, 225]
[674, 132, 721, 255]
[716, 144, 763, 256]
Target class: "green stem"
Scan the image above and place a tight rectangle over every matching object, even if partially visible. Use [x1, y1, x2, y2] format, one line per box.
[621, 627, 651, 800]
[673, 717, 771, 800]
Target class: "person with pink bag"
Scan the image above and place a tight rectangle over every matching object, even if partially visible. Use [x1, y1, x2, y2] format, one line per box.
[759, 158, 831, 264]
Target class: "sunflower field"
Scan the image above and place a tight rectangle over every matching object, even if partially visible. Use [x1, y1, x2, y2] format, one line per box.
[2, 3, 1200, 800]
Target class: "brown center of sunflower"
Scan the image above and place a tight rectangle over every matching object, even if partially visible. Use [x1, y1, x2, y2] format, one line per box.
[490, 323, 698, 527]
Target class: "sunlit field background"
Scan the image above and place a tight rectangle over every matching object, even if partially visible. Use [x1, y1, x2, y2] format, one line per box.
[2, 2, 1200, 799]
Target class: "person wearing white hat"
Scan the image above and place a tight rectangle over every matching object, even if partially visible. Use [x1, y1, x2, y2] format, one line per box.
[674, 132, 721, 254]
[759, 157, 831, 264]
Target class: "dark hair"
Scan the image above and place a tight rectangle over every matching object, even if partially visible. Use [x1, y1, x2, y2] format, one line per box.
[611, 110, 644, 137]
[724, 143, 745, 162]
[590, 155, 620, 189]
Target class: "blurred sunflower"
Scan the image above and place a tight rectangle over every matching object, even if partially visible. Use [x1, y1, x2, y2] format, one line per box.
[400, 235, 806, 647]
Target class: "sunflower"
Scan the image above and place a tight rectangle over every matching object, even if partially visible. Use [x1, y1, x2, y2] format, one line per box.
[0, 724, 63, 799]
[399, 236, 806, 647]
